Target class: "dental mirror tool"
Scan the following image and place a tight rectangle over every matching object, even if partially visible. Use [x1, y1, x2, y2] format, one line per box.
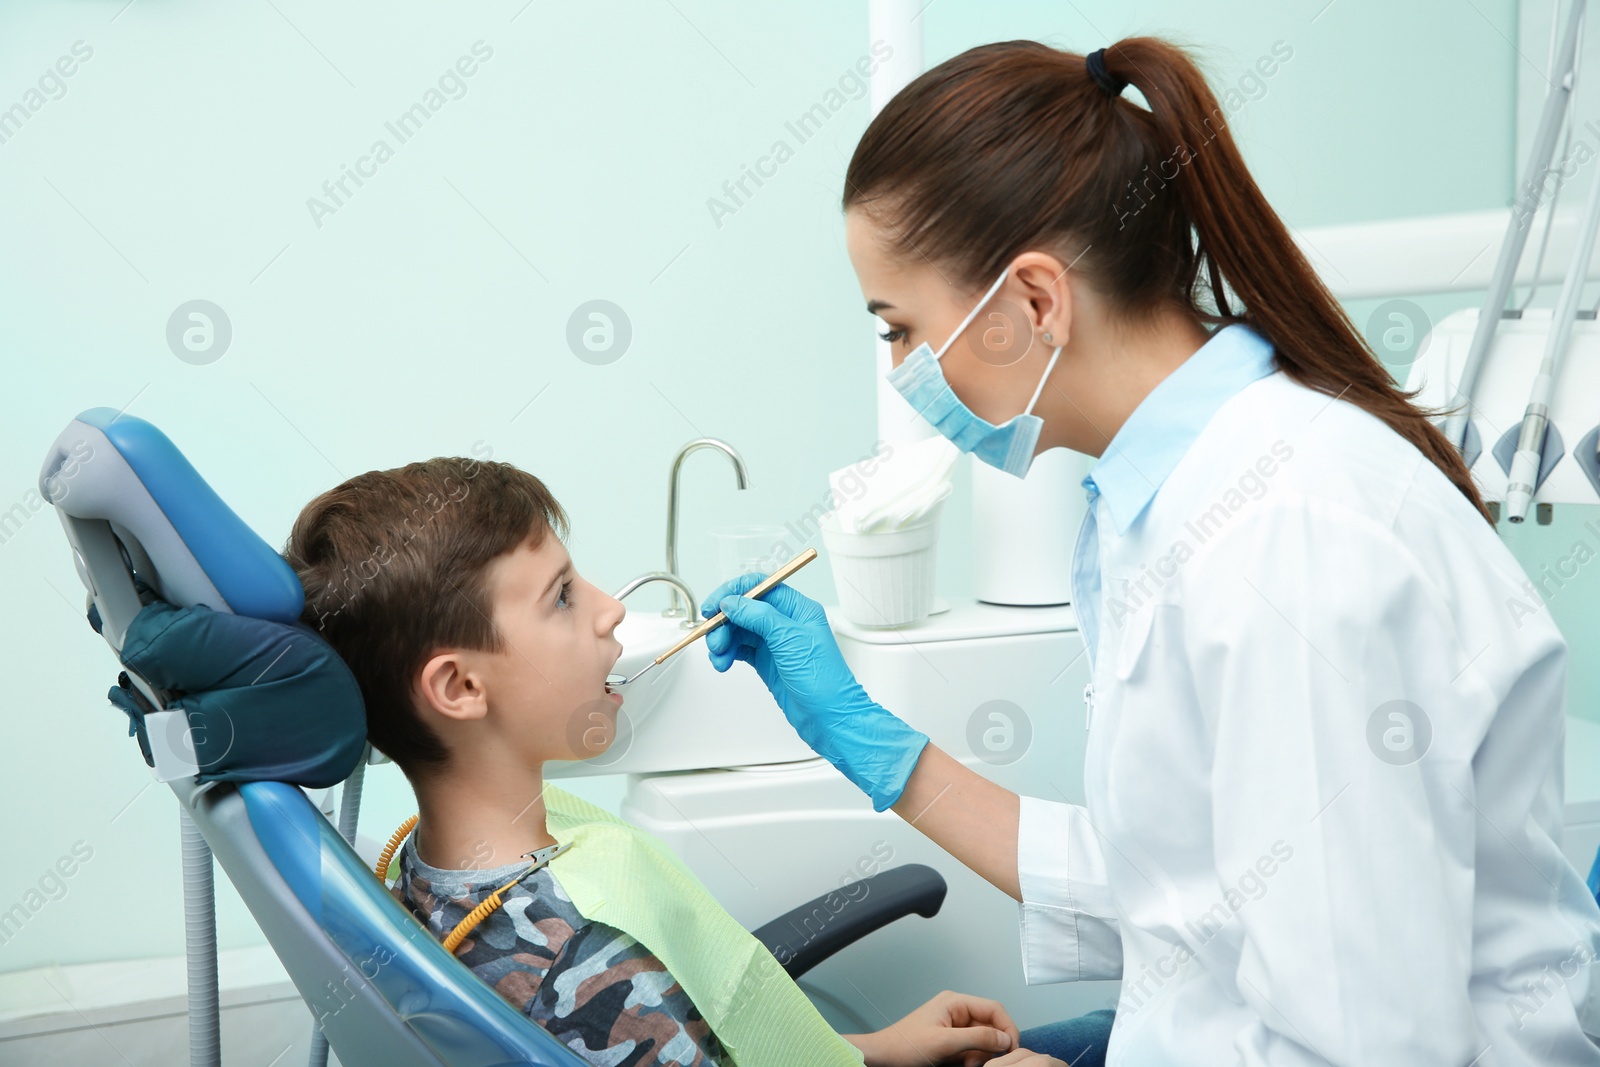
[605, 546, 818, 691]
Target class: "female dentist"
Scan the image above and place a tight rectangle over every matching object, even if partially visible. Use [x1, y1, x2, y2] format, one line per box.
[700, 36, 1600, 1067]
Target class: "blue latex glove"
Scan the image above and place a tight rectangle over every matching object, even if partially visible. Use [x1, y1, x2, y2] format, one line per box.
[701, 572, 929, 812]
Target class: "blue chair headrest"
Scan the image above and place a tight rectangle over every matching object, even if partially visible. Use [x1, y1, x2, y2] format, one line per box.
[41, 407, 304, 637]
[44, 407, 366, 787]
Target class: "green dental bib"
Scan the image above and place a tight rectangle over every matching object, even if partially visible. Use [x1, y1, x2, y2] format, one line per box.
[542, 784, 866, 1066]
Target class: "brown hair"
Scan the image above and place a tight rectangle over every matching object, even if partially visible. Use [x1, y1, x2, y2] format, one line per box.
[843, 38, 1490, 522]
[281, 456, 569, 779]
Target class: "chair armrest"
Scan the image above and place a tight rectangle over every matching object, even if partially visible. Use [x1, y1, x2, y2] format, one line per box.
[751, 863, 947, 980]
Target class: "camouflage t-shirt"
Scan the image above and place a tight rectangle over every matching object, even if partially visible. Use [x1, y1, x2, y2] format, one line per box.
[391, 832, 727, 1066]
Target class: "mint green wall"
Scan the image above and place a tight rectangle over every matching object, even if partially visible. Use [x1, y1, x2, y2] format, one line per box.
[0, 0, 1551, 978]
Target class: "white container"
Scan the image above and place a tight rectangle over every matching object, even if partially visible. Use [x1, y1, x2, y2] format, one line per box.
[972, 448, 1087, 606]
[819, 498, 944, 628]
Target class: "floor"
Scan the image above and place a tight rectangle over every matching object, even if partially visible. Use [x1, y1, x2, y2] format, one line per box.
[0, 980, 334, 1066]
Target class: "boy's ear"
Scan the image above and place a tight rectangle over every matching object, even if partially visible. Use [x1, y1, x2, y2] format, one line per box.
[416, 651, 490, 723]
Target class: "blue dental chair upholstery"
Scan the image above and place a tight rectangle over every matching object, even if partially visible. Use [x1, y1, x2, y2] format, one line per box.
[42, 408, 948, 1067]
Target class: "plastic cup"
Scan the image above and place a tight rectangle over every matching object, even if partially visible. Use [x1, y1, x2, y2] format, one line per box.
[710, 525, 792, 580]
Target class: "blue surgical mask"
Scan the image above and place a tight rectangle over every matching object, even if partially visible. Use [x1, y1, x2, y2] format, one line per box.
[884, 266, 1064, 478]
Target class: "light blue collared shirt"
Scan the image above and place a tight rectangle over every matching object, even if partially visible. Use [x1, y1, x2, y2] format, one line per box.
[1072, 322, 1278, 668]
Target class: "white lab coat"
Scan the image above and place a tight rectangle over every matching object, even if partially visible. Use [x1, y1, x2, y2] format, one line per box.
[1017, 367, 1600, 1064]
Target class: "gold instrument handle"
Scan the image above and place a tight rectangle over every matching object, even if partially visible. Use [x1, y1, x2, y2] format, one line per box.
[653, 547, 819, 666]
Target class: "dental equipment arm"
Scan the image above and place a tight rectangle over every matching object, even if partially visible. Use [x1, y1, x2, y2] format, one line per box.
[1444, 0, 1586, 452]
[1506, 121, 1600, 522]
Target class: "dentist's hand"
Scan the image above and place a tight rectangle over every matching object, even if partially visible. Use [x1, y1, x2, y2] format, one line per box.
[701, 572, 929, 812]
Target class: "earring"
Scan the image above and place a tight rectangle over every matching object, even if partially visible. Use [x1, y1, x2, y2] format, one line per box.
[1043, 332, 1054, 344]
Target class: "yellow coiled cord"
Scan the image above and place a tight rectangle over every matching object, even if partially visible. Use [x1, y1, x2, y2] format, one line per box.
[375, 814, 418, 884]
[441, 868, 537, 953]
[375, 813, 551, 956]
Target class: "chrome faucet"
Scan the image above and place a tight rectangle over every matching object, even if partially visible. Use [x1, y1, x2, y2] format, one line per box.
[611, 571, 701, 630]
[665, 438, 749, 619]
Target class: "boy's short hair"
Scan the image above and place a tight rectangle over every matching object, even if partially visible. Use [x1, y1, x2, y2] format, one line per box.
[281, 456, 569, 781]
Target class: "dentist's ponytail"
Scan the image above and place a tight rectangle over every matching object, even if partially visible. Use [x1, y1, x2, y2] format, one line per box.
[844, 37, 1491, 523]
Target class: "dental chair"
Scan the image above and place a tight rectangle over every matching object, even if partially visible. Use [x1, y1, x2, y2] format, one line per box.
[40, 407, 949, 1067]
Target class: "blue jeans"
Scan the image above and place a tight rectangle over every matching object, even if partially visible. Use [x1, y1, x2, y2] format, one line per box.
[1017, 1008, 1115, 1066]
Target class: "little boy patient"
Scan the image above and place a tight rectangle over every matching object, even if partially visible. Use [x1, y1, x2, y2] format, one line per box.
[283, 455, 1054, 1067]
